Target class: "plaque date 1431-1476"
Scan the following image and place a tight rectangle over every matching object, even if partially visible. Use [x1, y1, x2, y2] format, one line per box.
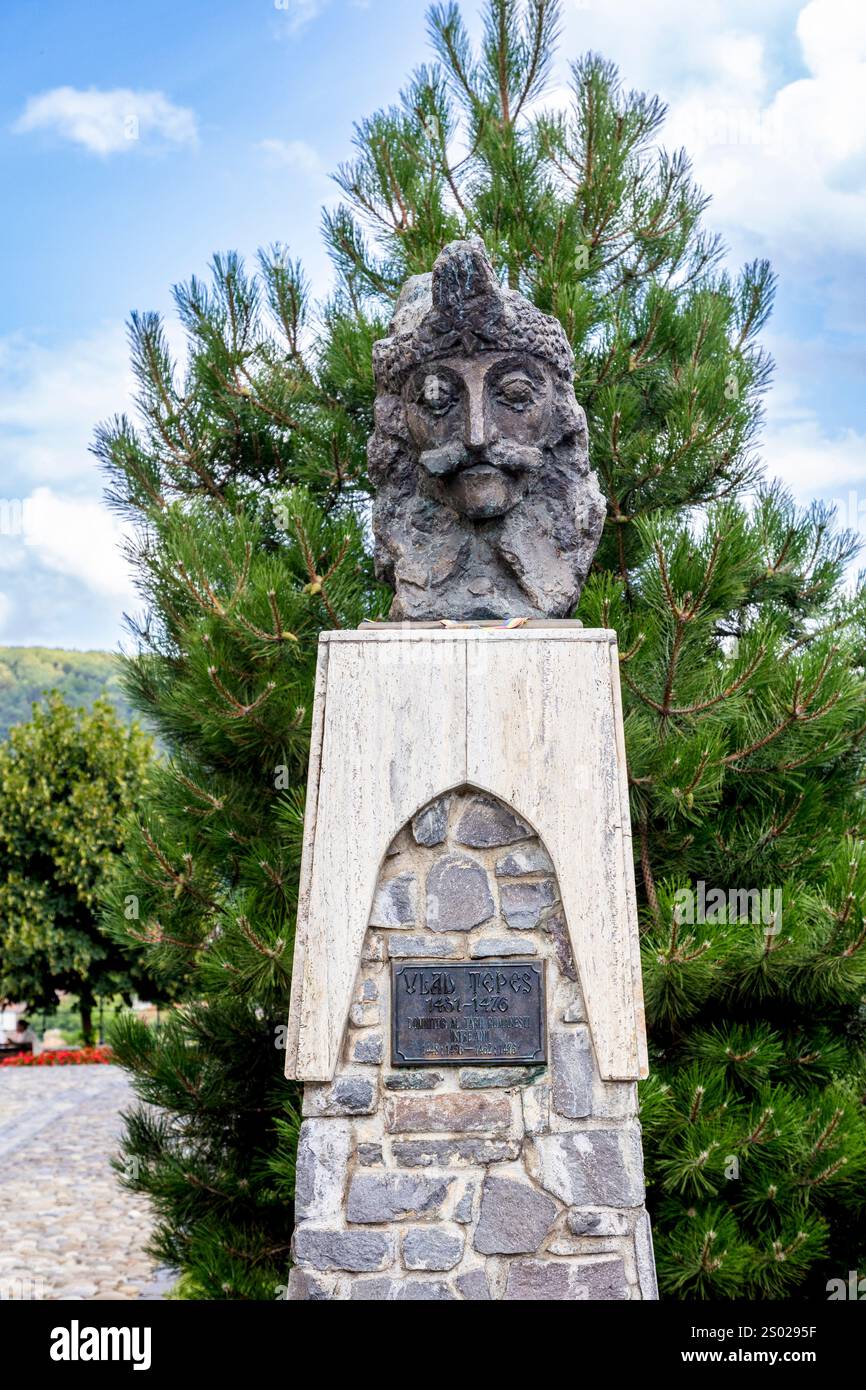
[391, 960, 546, 1066]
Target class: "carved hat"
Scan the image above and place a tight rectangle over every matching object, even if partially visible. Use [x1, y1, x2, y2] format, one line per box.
[372, 239, 575, 393]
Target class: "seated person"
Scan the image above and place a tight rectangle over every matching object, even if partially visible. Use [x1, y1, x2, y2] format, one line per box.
[2, 1016, 37, 1050]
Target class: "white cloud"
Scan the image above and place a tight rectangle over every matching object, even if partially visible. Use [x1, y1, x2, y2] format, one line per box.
[12, 86, 198, 155]
[758, 367, 866, 540]
[20, 487, 136, 602]
[0, 324, 145, 642]
[551, 0, 866, 533]
[273, 0, 330, 36]
[765, 416, 866, 506]
[554, 0, 866, 264]
[797, 0, 866, 72]
[558, 0, 792, 92]
[0, 324, 133, 486]
[257, 138, 324, 175]
[666, 77, 866, 263]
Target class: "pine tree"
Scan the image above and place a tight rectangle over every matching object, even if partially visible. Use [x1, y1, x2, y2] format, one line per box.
[100, 0, 866, 1299]
[98, 260, 383, 1298]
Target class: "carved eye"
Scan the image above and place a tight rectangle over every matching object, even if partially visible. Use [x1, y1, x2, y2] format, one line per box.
[495, 374, 536, 410]
[417, 373, 458, 415]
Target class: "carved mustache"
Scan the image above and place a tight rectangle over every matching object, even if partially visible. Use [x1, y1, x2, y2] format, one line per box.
[419, 439, 544, 479]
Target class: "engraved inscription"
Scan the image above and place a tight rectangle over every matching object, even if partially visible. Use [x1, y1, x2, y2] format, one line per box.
[391, 960, 546, 1066]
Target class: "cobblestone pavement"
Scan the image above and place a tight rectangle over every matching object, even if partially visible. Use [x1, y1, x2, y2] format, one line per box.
[0, 1066, 174, 1300]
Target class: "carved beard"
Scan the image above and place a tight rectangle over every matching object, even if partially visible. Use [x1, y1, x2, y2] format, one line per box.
[372, 441, 606, 622]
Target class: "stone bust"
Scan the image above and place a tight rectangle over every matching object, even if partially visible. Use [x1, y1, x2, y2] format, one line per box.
[368, 239, 605, 621]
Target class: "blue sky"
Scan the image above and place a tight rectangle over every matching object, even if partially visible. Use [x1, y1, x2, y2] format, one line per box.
[1, 0, 864, 650]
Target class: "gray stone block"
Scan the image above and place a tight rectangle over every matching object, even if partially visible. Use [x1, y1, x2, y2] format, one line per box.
[500, 879, 558, 930]
[547, 1234, 619, 1256]
[455, 796, 532, 848]
[550, 1028, 594, 1119]
[383, 1071, 444, 1091]
[349, 1277, 457, 1301]
[286, 1267, 337, 1301]
[530, 1127, 645, 1207]
[346, 1172, 452, 1223]
[387, 934, 463, 959]
[385, 827, 409, 858]
[353, 1034, 384, 1064]
[455, 1269, 492, 1300]
[402, 1227, 464, 1271]
[412, 796, 450, 847]
[361, 979, 379, 1001]
[521, 1083, 550, 1137]
[426, 853, 494, 931]
[392, 1138, 520, 1168]
[293, 1227, 394, 1273]
[469, 936, 538, 958]
[495, 846, 554, 876]
[350, 1001, 380, 1027]
[459, 1066, 545, 1089]
[357, 1144, 384, 1167]
[385, 1092, 513, 1135]
[294, 1119, 352, 1221]
[503, 1255, 628, 1301]
[566, 1208, 630, 1237]
[302, 1076, 376, 1117]
[370, 873, 417, 927]
[589, 1078, 639, 1121]
[473, 1175, 557, 1255]
[453, 1182, 476, 1223]
[544, 908, 578, 981]
[561, 995, 587, 1023]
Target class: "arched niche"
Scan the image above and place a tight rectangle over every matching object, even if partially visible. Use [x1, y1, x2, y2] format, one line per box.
[285, 628, 647, 1083]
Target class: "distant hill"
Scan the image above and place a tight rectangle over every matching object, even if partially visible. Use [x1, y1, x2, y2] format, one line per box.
[0, 648, 139, 739]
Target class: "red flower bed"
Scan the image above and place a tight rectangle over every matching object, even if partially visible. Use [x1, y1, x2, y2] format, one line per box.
[0, 1045, 113, 1067]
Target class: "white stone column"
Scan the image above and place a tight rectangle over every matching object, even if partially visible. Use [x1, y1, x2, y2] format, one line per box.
[285, 625, 657, 1301]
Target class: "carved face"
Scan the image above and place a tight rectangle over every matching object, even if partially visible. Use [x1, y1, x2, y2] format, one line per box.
[403, 351, 554, 520]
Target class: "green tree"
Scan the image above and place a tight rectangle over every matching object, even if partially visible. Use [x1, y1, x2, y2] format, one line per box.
[0, 693, 156, 1041]
[97, 278, 379, 1294]
[0, 647, 138, 739]
[101, 0, 866, 1299]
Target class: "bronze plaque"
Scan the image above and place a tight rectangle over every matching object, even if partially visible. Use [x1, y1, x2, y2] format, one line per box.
[391, 960, 546, 1066]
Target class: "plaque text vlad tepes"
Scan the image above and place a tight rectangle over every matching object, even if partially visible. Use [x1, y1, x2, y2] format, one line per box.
[391, 959, 546, 1066]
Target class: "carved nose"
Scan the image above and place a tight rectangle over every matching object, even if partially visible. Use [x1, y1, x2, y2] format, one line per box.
[465, 396, 487, 451]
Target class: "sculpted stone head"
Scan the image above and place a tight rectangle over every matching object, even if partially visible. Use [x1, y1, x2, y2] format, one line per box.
[368, 240, 606, 621]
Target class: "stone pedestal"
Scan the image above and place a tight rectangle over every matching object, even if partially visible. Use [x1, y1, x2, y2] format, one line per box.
[285, 626, 657, 1301]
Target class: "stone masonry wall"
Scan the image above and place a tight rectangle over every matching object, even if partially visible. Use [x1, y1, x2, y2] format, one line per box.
[289, 788, 657, 1301]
